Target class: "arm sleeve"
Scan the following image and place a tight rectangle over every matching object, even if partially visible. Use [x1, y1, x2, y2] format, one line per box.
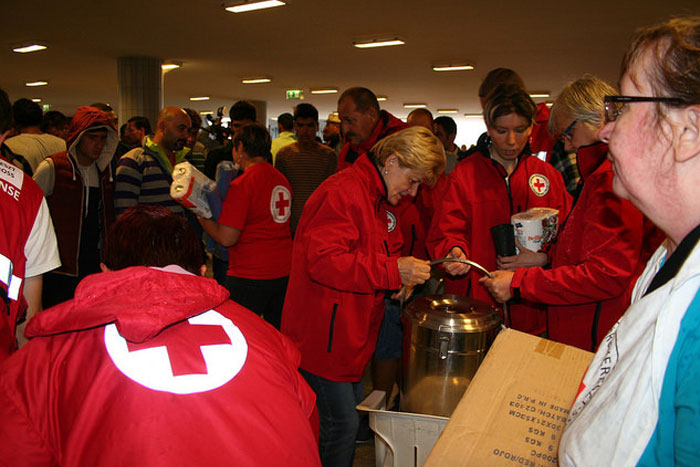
[426, 172, 471, 260]
[217, 177, 249, 231]
[515, 174, 642, 305]
[24, 198, 60, 278]
[302, 190, 402, 293]
[114, 154, 143, 216]
[31, 159, 54, 197]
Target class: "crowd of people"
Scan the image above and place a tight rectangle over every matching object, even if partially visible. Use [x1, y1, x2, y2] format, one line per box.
[0, 15, 699, 467]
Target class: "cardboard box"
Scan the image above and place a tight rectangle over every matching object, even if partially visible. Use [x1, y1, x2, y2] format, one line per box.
[425, 329, 592, 467]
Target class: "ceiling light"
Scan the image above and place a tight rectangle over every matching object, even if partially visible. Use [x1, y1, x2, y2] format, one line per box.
[225, 0, 287, 13]
[162, 61, 182, 72]
[310, 88, 338, 95]
[545, 102, 554, 108]
[31, 98, 42, 103]
[242, 77, 271, 84]
[529, 92, 550, 98]
[432, 64, 474, 72]
[464, 113, 483, 118]
[189, 96, 210, 101]
[403, 103, 427, 109]
[353, 37, 405, 49]
[437, 109, 458, 114]
[25, 81, 48, 87]
[13, 43, 47, 54]
[376, 96, 388, 102]
[199, 111, 213, 115]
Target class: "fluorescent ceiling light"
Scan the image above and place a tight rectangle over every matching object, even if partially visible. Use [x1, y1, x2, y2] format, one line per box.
[25, 81, 48, 87]
[529, 92, 550, 98]
[353, 38, 405, 49]
[432, 64, 474, 72]
[545, 102, 554, 107]
[225, 0, 286, 13]
[189, 96, 210, 101]
[464, 113, 483, 118]
[162, 61, 182, 72]
[242, 77, 271, 84]
[31, 98, 42, 103]
[310, 88, 338, 95]
[376, 96, 388, 102]
[403, 103, 427, 109]
[437, 109, 458, 114]
[199, 111, 213, 115]
[13, 44, 47, 54]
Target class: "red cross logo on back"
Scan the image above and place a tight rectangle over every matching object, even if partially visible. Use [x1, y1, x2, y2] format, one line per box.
[270, 185, 292, 223]
[105, 310, 249, 395]
[126, 321, 231, 376]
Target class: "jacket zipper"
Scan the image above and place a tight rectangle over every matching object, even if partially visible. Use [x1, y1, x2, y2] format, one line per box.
[327, 304, 338, 353]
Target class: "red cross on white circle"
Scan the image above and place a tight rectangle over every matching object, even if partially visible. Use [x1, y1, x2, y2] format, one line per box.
[528, 174, 550, 197]
[270, 185, 292, 223]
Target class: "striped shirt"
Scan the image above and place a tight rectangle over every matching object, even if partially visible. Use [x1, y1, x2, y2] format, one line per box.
[114, 146, 185, 216]
[274, 142, 337, 235]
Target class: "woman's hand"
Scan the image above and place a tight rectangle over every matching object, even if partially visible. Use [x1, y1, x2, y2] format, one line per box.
[479, 270, 515, 303]
[397, 256, 431, 287]
[443, 247, 471, 276]
[496, 239, 548, 271]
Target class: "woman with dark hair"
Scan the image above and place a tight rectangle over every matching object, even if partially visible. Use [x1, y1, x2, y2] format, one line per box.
[0, 205, 321, 466]
[558, 16, 700, 465]
[427, 84, 571, 335]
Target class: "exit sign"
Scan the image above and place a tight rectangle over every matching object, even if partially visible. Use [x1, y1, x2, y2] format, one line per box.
[42, 104, 51, 111]
[286, 89, 302, 99]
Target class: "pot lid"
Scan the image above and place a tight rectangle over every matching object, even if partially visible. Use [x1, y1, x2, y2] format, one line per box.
[404, 294, 501, 332]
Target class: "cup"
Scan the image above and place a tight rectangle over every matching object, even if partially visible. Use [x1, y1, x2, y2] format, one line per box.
[491, 223, 516, 257]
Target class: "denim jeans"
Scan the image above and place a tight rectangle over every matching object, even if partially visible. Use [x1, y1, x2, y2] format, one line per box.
[300, 369, 364, 467]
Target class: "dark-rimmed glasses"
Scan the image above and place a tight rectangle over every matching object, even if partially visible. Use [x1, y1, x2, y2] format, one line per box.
[604, 95, 684, 122]
[560, 119, 578, 142]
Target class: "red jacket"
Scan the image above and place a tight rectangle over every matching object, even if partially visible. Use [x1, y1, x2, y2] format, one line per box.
[0, 157, 44, 363]
[427, 148, 572, 334]
[511, 143, 646, 351]
[281, 154, 403, 381]
[0, 266, 320, 466]
[529, 102, 555, 161]
[337, 110, 406, 171]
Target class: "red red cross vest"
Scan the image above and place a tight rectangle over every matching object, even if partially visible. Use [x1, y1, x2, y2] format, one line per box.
[0, 156, 44, 362]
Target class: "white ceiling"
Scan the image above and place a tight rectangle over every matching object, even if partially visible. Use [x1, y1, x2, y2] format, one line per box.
[2, 0, 699, 125]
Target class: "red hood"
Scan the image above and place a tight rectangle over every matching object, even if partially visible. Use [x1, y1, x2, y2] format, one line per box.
[64, 106, 118, 171]
[26, 266, 230, 343]
[338, 110, 407, 170]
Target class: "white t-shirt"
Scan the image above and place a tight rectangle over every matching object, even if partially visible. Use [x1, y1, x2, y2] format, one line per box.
[24, 197, 61, 278]
[5, 133, 66, 173]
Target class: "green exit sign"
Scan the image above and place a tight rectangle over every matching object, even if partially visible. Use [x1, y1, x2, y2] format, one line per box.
[286, 89, 302, 99]
[42, 104, 51, 111]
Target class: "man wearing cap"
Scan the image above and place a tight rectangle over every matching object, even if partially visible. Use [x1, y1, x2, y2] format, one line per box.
[322, 113, 342, 155]
[34, 106, 119, 307]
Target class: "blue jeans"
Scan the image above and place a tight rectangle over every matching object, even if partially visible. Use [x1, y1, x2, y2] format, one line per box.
[301, 369, 364, 467]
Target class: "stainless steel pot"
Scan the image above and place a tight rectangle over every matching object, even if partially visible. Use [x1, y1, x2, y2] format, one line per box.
[400, 294, 501, 417]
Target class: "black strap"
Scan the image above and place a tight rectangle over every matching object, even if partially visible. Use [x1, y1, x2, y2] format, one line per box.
[644, 223, 700, 297]
[591, 301, 602, 351]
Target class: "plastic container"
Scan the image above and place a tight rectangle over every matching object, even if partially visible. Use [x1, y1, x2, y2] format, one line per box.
[357, 390, 449, 467]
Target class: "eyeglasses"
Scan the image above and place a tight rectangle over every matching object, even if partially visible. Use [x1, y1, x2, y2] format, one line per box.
[560, 119, 578, 142]
[604, 95, 684, 122]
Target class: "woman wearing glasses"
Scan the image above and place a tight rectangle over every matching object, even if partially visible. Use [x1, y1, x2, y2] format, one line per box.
[481, 75, 652, 351]
[558, 17, 700, 465]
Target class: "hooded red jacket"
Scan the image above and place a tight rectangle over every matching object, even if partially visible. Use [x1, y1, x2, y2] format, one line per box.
[337, 110, 406, 171]
[511, 143, 647, 350]
[0, 266, 320, 466]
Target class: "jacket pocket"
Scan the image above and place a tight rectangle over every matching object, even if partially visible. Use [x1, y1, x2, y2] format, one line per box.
[327, 303, 338, 353]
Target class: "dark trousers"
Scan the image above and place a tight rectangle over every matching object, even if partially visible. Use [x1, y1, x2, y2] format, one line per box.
[301, 369, 364, 467]
[226, 275, 288, 330]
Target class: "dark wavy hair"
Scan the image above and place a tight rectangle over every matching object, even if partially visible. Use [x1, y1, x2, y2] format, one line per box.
[102, 205, 203, 274]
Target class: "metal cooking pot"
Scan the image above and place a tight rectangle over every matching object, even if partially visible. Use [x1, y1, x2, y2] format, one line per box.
[400, 294, 501, 417]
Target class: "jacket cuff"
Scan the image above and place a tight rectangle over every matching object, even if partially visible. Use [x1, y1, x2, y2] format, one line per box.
[511, 268, 526, 299]
[387, 257, 402, 290]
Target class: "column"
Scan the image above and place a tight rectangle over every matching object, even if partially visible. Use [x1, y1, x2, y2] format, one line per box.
[117, 56, 162, 130]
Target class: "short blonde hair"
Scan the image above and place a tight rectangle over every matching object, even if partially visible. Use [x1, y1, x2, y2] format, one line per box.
[371, 126, 446, 186]
[548, 74, 616, 135]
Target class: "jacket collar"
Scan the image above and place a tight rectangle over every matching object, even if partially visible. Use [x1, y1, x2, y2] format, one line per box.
[576, 142, 609, 183]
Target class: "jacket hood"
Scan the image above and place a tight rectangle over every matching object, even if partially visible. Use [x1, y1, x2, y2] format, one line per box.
[354, 110, 406, 154]
[576, 142, 609, 182]
[26, 266, 230, 343]
[65, 106, 118, 172]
